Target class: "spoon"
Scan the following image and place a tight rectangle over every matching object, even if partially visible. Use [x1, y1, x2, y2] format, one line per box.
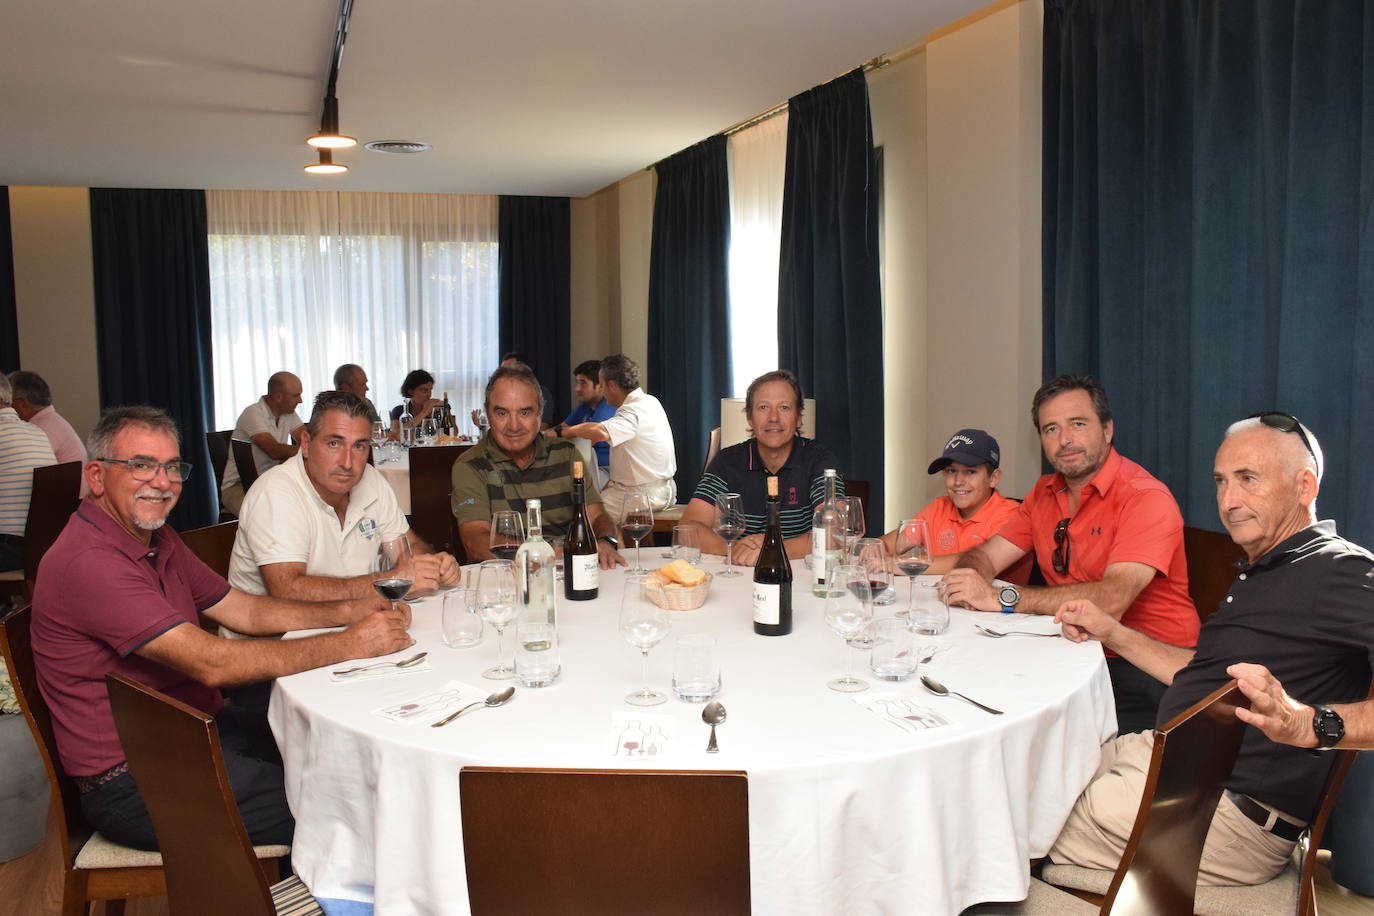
[430, 686, 516, 727]
[703, 701, 727, 753]
[974, 624, 1062, 639]
[331, 651, 428, 677]
[920, 675, 1003, 715]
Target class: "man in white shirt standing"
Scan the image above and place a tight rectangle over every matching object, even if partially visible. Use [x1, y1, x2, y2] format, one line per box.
[220, 371, 306, 515]
[563, 353, 677, 522]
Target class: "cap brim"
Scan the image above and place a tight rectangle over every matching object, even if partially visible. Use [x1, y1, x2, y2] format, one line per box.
[927, 452, 994, 475]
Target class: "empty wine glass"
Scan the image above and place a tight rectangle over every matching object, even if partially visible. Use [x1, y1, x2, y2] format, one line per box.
[489, 510, 524, 562]
[714, 493, 746, 578]
[418, 417, 438, 446]
[621, 492, 654, 575]
[894, 517, 933, 619]
[839, 496, 865, 555]
[372, 537, 413, 611]
[371, 421, 388, 449]
[850, 537, 894, 606]
[620, 575, 670, 706]
[825, 564, 872, 692]
[476, 560, 517, 679]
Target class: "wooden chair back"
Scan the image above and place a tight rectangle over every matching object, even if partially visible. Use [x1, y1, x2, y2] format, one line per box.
[230, 439, 260, 492]
[0, 604, 166, 909]
[701, 426, 722, 477]
[1297, 749, 1357, 915]
[845, 478, 871, 536]
[408, 444, 469, 560]
[180, 521, 240, 580]
[206, 430, 232, 492]
[1183, 525, 1245, 622]
[22, 460, 82, 594]
[460, 767, 750, 916]
[105, 674, 277, 916]
[1101, 680, 1251, 914]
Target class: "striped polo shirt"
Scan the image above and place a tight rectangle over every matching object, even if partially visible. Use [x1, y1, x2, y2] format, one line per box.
[0, 407, 58, 536]
[691, 437, 845, 540]
[450, 432, 604, 538]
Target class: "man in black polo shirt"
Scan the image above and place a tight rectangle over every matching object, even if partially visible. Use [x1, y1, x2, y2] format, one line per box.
[1047, 413, 1374, 885]
[682, 370, 844, 565]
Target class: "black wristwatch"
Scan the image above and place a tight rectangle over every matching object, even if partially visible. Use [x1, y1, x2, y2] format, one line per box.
[598, 535, 618, 549]
[1312, 704, 1345, 749]
[998, 585, 1021, 614]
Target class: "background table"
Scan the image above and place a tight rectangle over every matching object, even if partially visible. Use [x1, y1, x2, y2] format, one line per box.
[270, 563, 1116, 915]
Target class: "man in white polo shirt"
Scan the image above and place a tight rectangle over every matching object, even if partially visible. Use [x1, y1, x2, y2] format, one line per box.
[562, 353, 677, 522]
[229, 391, 460, 602]
[220, 371, 307, 516]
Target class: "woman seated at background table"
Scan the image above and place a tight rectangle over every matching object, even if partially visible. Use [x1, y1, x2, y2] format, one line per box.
[389, 369, 445, 436]
[681, 369, 843, 565]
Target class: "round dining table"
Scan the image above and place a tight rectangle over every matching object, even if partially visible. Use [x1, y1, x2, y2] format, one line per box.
[269, 562, 1116, 915]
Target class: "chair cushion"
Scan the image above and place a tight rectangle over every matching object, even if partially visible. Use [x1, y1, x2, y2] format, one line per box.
[1040, 863, 1112, 894]
[1042, 857, 1300, 915]
[960, 878, 1097, 915]
[270, 873, 325, 915]
[75, 832, 290, 870]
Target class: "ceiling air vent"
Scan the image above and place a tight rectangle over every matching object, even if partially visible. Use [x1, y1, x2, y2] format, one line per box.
[364, 140, 432, 154]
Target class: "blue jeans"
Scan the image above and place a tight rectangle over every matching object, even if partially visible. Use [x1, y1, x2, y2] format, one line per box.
[80, 704, 294, 851]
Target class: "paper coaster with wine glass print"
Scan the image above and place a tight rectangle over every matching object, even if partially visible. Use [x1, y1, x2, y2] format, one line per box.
[610, 713, 673, 759]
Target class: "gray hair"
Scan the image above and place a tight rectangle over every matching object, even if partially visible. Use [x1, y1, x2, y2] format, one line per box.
[599, 353, 640, 392]
[333, 363, 364, 389]
[88, 406, 180, 459]
[306, 391, 374, 436]
[483, 365, 544, 414]
[0, 374, 10, 407]
[7, 371, 51, 407]
[1224, 416, 1324, 483]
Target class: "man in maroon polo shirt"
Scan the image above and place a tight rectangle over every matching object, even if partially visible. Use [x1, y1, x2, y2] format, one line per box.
[31, 406, 412, 851]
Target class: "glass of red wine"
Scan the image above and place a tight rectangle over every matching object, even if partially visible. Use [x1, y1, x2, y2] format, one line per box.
[893, 518, 932, 619]
[621, 492, 654, 575]
[714, 493, 746, 578]
[373, 536, 413, 611]
[849, 537, 894, 606]
[489, 510, 524, 561]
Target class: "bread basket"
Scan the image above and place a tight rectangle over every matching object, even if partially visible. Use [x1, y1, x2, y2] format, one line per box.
[642, 570, 713, 611]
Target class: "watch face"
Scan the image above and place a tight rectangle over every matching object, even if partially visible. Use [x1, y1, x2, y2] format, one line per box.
[1314, 706, 1345, 746]
[999, 586, 1019, 606]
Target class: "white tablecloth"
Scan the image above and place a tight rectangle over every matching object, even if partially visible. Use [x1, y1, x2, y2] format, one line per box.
[269, 564, 1116, 915]
[373, 449, 410, 514]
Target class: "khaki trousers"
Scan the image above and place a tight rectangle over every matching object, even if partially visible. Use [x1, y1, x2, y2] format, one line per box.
[1049, 731, 1297, 886]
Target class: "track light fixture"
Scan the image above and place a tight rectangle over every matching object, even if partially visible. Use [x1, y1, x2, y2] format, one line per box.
[302, 0, 356, 173]
[304, 149, 349, 174]
[308, 96, 356, 149]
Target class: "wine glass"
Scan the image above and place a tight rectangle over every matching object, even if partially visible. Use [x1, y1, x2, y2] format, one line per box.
[825, 564, 872, 692]
[476, 560, 517, 679]
[621, 492, 654, 575]
[418, 417, 438, 446]
[372, 537, 413, 611]
[839, 496, 865, 555]
[850, 537, 894, 606]
[714, 493, 746, 578]
[371, 421, 388, 450]
[620, 575, 670, 706]
[894, 517, 933, 619]
[489, 510, 524, 561]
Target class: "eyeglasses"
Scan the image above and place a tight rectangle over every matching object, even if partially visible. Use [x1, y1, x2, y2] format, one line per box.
[1247, 412, 1317, 467]
[97, 458, 192, 483]
[1052, 517, 1071, 575]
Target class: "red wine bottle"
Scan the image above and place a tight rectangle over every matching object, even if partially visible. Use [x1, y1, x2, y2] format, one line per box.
[752, 476, 792, 636]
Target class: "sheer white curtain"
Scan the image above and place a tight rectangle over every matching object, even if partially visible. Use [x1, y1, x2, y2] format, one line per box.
[206, 190, 499, 430]
[726, 112, 788, 395]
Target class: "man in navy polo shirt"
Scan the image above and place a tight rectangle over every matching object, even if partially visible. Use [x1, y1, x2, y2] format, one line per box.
[682, 369, 844, 566]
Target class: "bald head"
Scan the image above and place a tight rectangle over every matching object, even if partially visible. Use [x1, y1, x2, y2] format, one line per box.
[265, 371, 303, 417]
[1214, 421, 1321, 561]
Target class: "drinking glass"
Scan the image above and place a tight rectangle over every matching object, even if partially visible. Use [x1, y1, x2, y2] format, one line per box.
[909, 581, 951, 636]
[441, 588, 483, 648]
[714, 493, 746, 578]
[418, 417, 438, 446]
[372, 537, 413, 611]
[870, 618, 918, 680]
[893, 518, 932, 619]
[839, 496, 865, 554]
[672, 525, 701, 564]
[475, 560, 517, 679]
[672, 634, 719, 702]
[825, 564, 872, 692]
[371, 421, 388, 449]
[549, 536, 566, 581]
[849, 537, 894, 606]
[489, 510, 524, 562]
[514, 622, 560, 687]
[620, 575, 670, 706]
[621, 492, 654, 575]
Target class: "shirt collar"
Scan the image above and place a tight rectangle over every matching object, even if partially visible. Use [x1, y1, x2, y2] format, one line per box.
[748, 436, 808, 473]
[1238, 520, 1337, 572]
[75, 497, 171, 562]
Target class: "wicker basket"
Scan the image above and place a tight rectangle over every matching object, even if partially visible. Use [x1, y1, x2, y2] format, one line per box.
[642, 571, 712, 611]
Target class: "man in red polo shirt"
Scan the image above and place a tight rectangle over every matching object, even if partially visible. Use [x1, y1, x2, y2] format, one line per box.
[941, 375, 1199, 733]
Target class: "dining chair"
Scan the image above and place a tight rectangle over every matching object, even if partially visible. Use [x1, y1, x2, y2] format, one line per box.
[21, 460, 83, 597]
[104, 674, 307, 916]
[459, 766, 750, 916]
[652, 427, 722, 536]
[1182, 525, 1246, 623]
[231, 438, 261, 493]
[179, 520, 240, 580]
[206, 430, 235, 520]
[407, 443, 469, 560]
[0, 603, 166, 915]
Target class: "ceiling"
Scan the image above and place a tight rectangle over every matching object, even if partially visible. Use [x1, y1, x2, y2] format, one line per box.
[1, 0, 987, 198]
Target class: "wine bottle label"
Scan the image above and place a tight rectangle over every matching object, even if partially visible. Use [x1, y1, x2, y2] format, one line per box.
[571, 553, 599, 591]
[752, 582, 781, 625]
[811, 527, 827, 584]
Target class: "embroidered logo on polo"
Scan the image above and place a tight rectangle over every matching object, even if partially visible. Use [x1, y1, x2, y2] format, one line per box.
[358, 518, 379, 539]
[1091, 527, 1102, 536]
[938, 529, 958, 552]
[787, 487, 798, 505]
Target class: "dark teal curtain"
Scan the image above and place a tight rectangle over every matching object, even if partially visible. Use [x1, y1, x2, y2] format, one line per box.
[777, 69, 885, 529]
[646, 136, 731, 497]
[0, 188, 18, 373]
[1043, 0, 1374, 548]
[89, 189, 216, 530]
[499, 196, 571, 416]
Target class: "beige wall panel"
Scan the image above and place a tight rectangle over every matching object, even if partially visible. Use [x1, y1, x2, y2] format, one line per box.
[570, 187, 618, 372]
[9, 186, 102, 444]
[615, 169, 655, 372]
[925, 0, 1043, 502]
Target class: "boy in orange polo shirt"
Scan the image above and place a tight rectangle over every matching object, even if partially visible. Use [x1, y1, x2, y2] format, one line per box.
[883, 429, 1031, 583]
